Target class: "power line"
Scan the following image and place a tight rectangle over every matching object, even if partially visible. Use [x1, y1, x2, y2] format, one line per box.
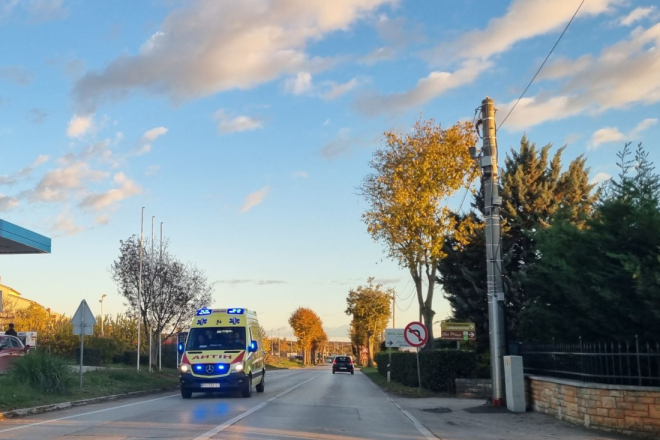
[498, 0, 586, 131]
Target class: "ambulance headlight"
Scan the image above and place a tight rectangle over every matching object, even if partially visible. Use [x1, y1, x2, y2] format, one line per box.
[179, 363, 190, 373]
[231, 363, 244, 373]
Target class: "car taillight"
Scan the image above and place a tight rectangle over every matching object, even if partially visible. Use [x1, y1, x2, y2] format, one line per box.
[333, 360, 336, 364]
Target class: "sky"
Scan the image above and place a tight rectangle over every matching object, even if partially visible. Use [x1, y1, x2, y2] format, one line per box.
[1, 0, 659, 341]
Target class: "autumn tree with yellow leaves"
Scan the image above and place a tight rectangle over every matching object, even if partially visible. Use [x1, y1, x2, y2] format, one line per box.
[360, 118, 479, 349]
[288, 307, 325, 365]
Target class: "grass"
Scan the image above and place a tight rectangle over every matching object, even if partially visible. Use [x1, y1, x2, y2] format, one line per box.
[265, 357, 307, 370]
[0, 367, 179, 413]
[360, 367, 442, 398]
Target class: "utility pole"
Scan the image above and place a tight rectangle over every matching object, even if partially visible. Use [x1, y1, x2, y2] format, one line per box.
[99, 294, 107, 336]
[138, 207, 144, 373]
[149, 216, 154, 373]
[477, 97, 507, 406]
[159, 221, 163, 371]
[392, 291, 396, 328]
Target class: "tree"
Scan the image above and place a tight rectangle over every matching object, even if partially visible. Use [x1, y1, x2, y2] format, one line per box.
[361, 118, 479, 349]
[519, 143, 660, 341]
[438, 136, 598, 349]
[345, 278, 392, 367]
[111, 235, 213, 363]
[311, 329, 328, 365]
[288, 307, 324, 365]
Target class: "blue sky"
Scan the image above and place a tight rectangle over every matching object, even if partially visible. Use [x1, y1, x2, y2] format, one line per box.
[1, 0, 659, 340]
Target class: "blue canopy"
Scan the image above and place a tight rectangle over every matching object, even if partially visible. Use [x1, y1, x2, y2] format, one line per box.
[0, 219, 51, 254]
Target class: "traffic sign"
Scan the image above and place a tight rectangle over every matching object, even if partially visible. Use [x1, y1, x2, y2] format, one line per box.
[404, 321, 428, 348]
[385, 328, 410, 348]
[440, 321, 476, 341]
[72, 300, 96, 336]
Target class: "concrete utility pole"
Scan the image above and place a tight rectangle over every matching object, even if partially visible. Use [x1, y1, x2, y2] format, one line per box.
[392, 291, 395, 328]
[478, 97, 507, 406]
[138, 207, 144, 373]
[99, 294, 107, 336]
[159, 222, 163, 371]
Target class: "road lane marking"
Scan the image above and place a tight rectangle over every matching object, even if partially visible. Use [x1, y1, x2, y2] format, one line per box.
[0, 394, 178, 434]
[192, 373, 321, 440]
[0, 370, 300, 435]
[360, 371, 437, 440]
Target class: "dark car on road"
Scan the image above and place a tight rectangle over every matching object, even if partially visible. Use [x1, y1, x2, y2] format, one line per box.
[332, 356, 354, 374]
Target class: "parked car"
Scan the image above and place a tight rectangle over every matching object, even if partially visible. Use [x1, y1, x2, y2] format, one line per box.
[332, 356, 354, 374]
[0, 335, 29, 372]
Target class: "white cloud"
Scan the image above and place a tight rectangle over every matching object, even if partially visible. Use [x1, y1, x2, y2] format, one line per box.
[142, 126, 169, 141]
[51, 211, 84, 236]
[565, 133, 582, 144]
[214, 110, 263, 134]
[588, 118, 657, 150]
[27, 162, 108, 202]
[360, 47, 395, 65]
[239, 186, 270, 213]
[537, 55, 593, 81]
[356, 59, 489, 115]
[630, 118, 658, 137]
[67, 114, 94, 138]
[619, 6, 656, 26]
[497, 24, 660, 130]
[78, 172, 142, 211]
[292, 171, 308, 178]
[73, 0, 395, 112]
[590, 172, 612, 185]
[0, 0, 18, 20]
[285, 72, 314, 95]
[94, 213, 110, 225]
[589, 127, 624, 150]
[0, 154, 49, 186]
[321, 77, 361, 100]
[0, 194, 19, 212]
[145, 165, 161, 176]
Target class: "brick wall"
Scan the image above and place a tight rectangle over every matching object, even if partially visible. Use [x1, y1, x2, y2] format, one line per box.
[527, 375, 660, 439]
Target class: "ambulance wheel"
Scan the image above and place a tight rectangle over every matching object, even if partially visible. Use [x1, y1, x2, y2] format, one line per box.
[256, 371, 265, 393]
[181, 388, 192, 399]
[242, 376, 252, 398]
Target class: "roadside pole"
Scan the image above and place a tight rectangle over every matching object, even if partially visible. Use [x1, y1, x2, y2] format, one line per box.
[416, 347, 421, 389]
[72, 300, 96, 390]
[403, 322, 428, 390]
[159, 221, 163, 370]
[478, 97, 507, 406]
[138, 207, 144, 373]
[79, 314, 84, 389]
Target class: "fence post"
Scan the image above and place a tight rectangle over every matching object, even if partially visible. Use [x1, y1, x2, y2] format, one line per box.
[635, 335, 642, 386]
[579, 336, 584, 381]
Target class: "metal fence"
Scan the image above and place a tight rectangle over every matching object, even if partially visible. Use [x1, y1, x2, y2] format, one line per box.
[515, 337, 660, 386]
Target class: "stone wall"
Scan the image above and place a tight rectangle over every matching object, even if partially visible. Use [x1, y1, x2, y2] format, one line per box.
[456, 378, 492, 399]
[527, 375, 660, 439]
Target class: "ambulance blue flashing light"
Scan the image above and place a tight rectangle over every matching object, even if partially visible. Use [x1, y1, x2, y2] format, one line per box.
[227, 308, 244, 314]
[196, 308, 212, 316]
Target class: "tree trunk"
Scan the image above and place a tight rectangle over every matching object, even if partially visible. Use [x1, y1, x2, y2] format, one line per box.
[422, 265, 437, 350]
[367, 333, 374, 368]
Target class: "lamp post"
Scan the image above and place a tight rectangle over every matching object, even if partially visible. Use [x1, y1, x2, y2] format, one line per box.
[99, 294, 107, 336]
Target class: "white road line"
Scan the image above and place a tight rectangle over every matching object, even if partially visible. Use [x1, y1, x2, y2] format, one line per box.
[192, 373, 321, 440]
[0, 394, 178, 434]
[0, 369, 301, 435]
[359, 371, 437, 440]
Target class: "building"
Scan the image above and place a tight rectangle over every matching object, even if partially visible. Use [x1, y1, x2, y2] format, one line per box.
[0, 281, 61, 329]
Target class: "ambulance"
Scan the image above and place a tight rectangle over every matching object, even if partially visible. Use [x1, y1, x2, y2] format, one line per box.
[178, 308, 265, 398]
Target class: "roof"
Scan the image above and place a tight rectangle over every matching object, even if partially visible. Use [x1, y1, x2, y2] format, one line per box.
[0, 220, 51, 254]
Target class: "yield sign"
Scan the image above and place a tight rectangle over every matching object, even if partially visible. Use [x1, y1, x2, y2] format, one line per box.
[72, 300, 96, 336]
[404, 321, 428, 348]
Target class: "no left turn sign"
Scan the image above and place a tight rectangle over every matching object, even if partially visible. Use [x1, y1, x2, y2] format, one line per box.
[404, 321, 428, 348]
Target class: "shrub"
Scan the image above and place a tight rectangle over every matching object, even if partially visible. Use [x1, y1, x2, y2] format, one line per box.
[86, 337, 123, 364]
[375, 349, 477, 393]
[74, 347, 104, 366]
[11, 351, 74, 394]
[122, 351, 150, 366]
[112, 354, 124, 364]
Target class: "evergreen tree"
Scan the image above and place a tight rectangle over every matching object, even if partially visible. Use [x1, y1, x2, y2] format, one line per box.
[438, 136, 598, 350]
[519, 143, 660, 341]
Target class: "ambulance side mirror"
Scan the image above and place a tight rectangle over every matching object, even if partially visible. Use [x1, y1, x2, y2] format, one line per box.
[248, 341, 258, 353]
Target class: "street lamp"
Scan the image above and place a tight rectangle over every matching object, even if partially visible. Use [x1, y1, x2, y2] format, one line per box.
[99, 294, 107, 336]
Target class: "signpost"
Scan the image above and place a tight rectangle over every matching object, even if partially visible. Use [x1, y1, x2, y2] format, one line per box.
[384, 329, 411, 383]
[72, 300, 96, 389]
[404, 321, 428, 389]
[440, 322, 476, 348]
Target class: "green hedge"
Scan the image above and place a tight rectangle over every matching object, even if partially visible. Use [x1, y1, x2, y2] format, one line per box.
[375, 350, 476, 393]
[74, 347, 104, 366]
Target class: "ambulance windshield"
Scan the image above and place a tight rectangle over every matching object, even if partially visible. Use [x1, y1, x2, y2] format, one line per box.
[186, 327, 246, 351]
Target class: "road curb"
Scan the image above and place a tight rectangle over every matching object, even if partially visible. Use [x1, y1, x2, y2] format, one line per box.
[0, 387, 178, 420]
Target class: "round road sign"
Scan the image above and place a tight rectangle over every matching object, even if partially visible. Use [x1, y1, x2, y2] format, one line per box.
[404, 321, 428, 348]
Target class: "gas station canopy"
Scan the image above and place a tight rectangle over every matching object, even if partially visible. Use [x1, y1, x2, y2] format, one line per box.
[0, 219, 51, 254]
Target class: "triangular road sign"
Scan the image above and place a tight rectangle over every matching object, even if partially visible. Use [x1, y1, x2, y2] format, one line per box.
[72, 300, 96, 336]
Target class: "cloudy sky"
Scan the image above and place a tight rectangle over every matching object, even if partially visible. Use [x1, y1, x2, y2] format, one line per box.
[1, 0, 659, 340]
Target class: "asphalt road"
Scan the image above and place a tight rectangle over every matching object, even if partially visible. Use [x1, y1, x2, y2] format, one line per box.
[0, 366, 433, 440]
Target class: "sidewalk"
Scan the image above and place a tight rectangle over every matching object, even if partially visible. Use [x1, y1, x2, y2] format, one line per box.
[395, 396, 634, 440]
